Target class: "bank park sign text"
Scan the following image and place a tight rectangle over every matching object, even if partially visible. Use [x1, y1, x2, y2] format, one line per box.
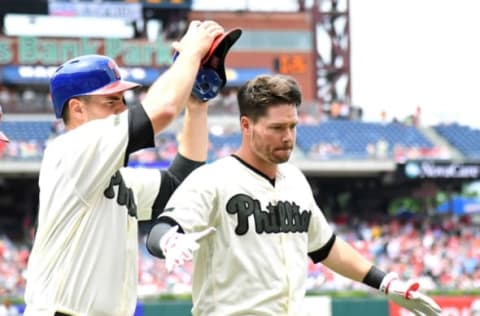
[0, 36, 172, 67]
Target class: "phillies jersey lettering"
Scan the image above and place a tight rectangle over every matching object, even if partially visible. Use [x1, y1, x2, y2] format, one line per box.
[104, 170, 137, 218]
[226, 194, 311, 235]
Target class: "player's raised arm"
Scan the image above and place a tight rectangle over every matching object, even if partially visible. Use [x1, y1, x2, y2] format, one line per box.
[142, 20, 223, 134]
[177, 96, 209, 161]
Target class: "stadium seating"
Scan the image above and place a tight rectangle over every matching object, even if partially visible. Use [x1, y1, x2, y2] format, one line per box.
[1, 121, 51, 141]
[0, 119, 470, 161]
[297, 120, 434, 159]
[433, 123, 480, 159]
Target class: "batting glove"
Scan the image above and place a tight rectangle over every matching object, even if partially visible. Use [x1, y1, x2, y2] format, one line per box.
[160, 225, 216, 272]
[380, 272, 442, 316]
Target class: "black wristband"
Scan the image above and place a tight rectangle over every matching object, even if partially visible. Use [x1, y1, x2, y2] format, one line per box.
[362, 266, 387, 290]
[146, 217, 183, 258]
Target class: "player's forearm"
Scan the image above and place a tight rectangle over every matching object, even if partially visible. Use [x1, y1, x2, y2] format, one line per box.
[146, 219, 179, 258]
[178, 99, 209, 162]
[142, 51, 203, 134]
[321, 237, 375, 283]
[323, 238, 440, 314]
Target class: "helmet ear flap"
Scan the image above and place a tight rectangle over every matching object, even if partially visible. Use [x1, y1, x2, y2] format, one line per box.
[172, 52, 223, 102]
[192, 68, 223, 102]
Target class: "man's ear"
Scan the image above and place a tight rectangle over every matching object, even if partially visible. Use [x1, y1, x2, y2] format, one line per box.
[239, 116, 251, 134]
[68, 98, 86, 122]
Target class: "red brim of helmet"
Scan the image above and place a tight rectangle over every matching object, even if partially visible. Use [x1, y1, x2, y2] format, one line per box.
[201, 28, 243, 65]
[89, 80, 141, 96]
[0, 131, 9, 143]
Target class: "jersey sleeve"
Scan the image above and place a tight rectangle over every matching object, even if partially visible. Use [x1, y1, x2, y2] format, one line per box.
[120, 167, 161, 221]
[159, 164, 216, 233]
[300, 177, 334, 253]
[59, 106, 154, 204]
[307, 203, 334, 253]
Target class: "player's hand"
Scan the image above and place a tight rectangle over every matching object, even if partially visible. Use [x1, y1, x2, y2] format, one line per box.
[160, 225, 216, 272]
[172, 20, 224, 60]
[380, 272, 442, 316]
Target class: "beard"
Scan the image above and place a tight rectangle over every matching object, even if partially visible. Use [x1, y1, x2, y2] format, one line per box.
[271, 148, 292, 163]
[251, 130, 293, 164]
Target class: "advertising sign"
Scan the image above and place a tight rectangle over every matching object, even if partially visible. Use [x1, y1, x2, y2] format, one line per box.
[0, 36, 171, 67]
[401, 161, 480, 179]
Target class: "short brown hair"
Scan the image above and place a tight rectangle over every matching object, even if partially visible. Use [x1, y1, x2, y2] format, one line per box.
[236, 74, 302, 122]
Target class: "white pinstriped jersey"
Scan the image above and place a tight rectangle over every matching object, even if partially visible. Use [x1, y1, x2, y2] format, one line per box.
[24, 111, 161, 316]
[160, 156, 334, 316]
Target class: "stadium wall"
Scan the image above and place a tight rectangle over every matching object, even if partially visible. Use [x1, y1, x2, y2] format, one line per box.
[139, 296, 480, 316]
[11, 295, 480, 315]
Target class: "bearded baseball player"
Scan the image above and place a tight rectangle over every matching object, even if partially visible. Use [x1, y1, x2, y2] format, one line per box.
[23, 20, 226, 316]
[146, 74, 442, 316]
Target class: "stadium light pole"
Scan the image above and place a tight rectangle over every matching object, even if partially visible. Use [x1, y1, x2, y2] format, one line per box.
[311, 0, 352, 110]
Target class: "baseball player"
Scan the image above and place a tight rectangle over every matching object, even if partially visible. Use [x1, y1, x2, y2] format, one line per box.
[23, 20, 225, 316]
[146, 74, 442, 316]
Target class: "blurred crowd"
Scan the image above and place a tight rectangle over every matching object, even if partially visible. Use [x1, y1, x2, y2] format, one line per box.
[0, 117, 450, 164]
[0, 236, 29, 298]
[0, 140, 45, 160]
[307, 214, 480, 293]
[0, 213, 479, 299]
